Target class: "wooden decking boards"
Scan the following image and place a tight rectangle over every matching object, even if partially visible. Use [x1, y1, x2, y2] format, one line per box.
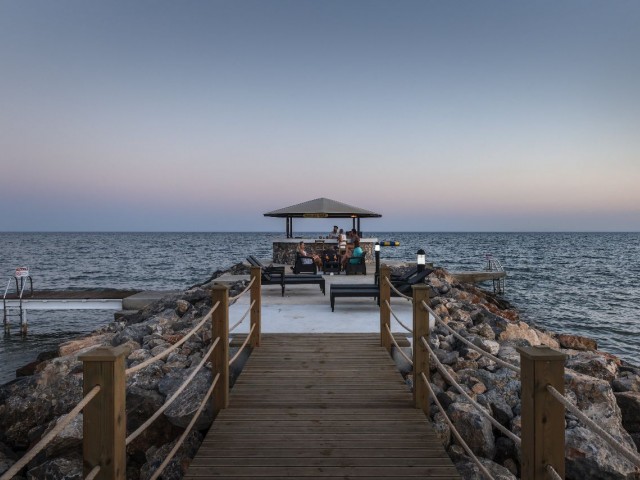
[185, 333, 460, 479]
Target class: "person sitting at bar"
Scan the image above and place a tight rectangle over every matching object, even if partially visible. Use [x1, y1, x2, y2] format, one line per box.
[328, 225, 339, 239]
[297, 241, 322, 268]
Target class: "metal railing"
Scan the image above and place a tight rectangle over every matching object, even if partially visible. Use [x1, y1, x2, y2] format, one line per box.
[1, 266, 262, 480]
[377, 264, 640, 480]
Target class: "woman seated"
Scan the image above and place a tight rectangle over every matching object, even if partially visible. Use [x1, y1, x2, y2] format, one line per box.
[297, 241, 322, 268]
[342, 239, 363, 269]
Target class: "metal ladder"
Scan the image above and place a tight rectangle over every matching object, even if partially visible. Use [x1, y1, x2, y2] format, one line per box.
[3, 267, 33, 335]
[484, 254, 505, 294]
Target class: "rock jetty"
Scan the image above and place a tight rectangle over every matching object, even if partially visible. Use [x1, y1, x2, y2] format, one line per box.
[1, 263, 639, 479]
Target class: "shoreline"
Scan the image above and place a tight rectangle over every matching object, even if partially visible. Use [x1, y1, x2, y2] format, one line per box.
[1, 263, 639, 479]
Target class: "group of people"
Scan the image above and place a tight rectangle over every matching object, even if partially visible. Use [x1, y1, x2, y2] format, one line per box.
[296, 225, 364, 270]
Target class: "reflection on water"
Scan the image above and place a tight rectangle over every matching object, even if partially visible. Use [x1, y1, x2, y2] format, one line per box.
[1, 232, 638, 384]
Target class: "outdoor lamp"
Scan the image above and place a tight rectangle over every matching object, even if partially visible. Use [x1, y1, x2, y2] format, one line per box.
[374, 242, 381, 285]
[374, 242, 380, 253]
[417, 249, 426, 272]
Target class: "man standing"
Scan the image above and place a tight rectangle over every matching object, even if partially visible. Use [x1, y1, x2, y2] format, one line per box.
[328, 225, 339, 239]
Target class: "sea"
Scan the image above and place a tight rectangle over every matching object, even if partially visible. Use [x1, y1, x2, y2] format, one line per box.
[1, 232, 638, 385]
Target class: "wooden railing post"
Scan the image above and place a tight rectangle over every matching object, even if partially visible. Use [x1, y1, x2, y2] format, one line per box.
[79, 345, 127, 480]
[211, 284, 229, 416]
[412, 284, 430, 415]
[518, 346, 566, 480]
[379, 264, 391, 352]
[250, 266, 261, 347]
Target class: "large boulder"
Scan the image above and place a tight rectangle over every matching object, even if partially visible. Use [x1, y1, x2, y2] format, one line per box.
[455, 457, 517, 479]
[158, 368, 214, 430]
[615, 392, 640, 434]
[558, 333, 597, 351]
[26, 452, 82, 480]
[566, 351, 620, 382]
[447, 402, 496, 458]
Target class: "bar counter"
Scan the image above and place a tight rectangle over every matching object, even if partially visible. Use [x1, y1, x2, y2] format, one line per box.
[272, 238, 378, 264]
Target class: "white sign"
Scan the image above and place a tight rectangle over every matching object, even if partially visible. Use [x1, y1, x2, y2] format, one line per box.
[15, 267, 29, 277]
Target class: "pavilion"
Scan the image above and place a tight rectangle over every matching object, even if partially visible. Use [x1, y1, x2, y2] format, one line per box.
[264, 197, 382, 238]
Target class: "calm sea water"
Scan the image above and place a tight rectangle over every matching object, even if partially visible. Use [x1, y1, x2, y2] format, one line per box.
[1, 232, 638, 384]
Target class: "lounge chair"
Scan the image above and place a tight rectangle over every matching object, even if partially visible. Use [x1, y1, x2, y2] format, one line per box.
[329, 268, 432, 311]
[246, 256, 325, 296]
[322, 250, 341, 275]
[291, 253, 318, 274]
[345, 252, 367, 275]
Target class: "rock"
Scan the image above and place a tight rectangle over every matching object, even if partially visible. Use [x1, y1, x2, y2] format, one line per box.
[567, 351, 619, 382]
[470, 335, 500, 355]
[0, 442, 17, 476]
[42, 414, 83, 457]
[498, 322, 541, 346]
[484, 389, 514, 426]
[139, 431, 202, 480]
[566, 426, 639, 480]
[58, 333, 113, 357]
[455, 457, 517, 479]
[158, 368, 214, 429]
[433, 411, 451, 447]
[532, 328, 560, 348]
[112, 324, 152, 347]
[447, 402, 495, 458]
[175, 299, 190, 316]
[564, 370, 635, 448]
[26, 452, 82, 480]
[558, 333, 597, 351]
[613, 372, 640, 393]
[476, 323, 496, 340]
[615, 392, 640, 433]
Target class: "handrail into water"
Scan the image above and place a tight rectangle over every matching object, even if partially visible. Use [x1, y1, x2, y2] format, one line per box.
[0, 385, 102, 480]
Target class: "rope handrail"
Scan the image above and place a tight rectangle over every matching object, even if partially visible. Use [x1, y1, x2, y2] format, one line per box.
[420, 372, 495, 480]
[229, 324, 256, 366]
[547, 385, 640, 467]
[84, 465, 101, 480]
[229, 277, 255, 302]
[420, 336, 522, 446]
[149, 373, 220, 480]
[384, 299, 413, 334]
[0, 385, 102, 480]
[546, 464, 563, 480]
[421, 300, 521, 374]
[126, 336, 221, 446]
[384, 323, 413, 366]
[383, 276, 412, 301]
[229, 300, 255, 333]
[125, 301, 220, 376]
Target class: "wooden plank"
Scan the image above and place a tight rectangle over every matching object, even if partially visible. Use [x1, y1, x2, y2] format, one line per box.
[185, 333, 459, 479]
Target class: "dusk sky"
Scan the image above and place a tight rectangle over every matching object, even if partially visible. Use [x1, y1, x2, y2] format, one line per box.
[1, 1, 639, 232]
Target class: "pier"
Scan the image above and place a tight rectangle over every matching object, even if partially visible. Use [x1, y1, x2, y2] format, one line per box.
[6, 261, 637, 480]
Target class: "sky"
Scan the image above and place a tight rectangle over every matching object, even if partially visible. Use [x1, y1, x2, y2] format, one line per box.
[1, 1, 639, 232]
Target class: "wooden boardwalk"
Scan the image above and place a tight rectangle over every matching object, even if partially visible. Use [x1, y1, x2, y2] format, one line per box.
[185, 333, 460, 479]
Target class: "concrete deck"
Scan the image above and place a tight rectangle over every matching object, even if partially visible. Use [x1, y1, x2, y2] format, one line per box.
[218, 263, 414, 334]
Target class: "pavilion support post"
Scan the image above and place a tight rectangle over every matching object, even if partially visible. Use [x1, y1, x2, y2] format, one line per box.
[379, 264, 391, 352]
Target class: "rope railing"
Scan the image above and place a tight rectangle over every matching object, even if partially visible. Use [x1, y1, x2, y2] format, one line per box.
[148, 373, 221, 480]
[384, 299, 413, 333]
[547, 384, 640, 467]
[421, 300, 521, 374]
[0, 385, 102, 480]
[125, 301, 220, 376]
[84, 465, 101, 480]
[229, 300, 255, 333]
[126, 336, 221, 446]
[384, 323, 413, 366]
[420, 372, 495, 480]
[420, 336, 522, 446]
[383, 276, 413, 301]
[229, 323, 256, 366]
[229, 277, 255, 302]
[546, 464, 563, 480]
